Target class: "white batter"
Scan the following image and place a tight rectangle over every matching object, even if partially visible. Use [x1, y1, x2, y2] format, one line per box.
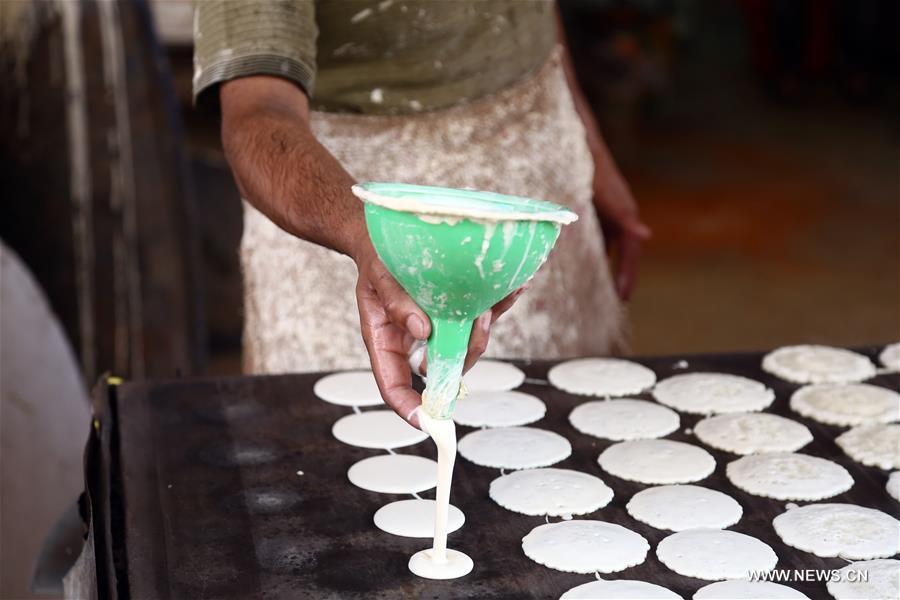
[762, 345, 876, 384]
[489, 468, 613, 517]
[835, 424, 900, 470]
[452, 390, 545, 428]
[560, 579, 682, 599]
[408, 412, 473, 579]
[461, 359, 526, 392]
[790, 383, 900, 426]
[568, 399, 680, 441]
[656, 529, 778, 581]
[313, 370, 385, 407]
[332, 410, 428, 449]
[694, 580, 810, 599]
[726, 452, 853, 501]
[347, 454, 437, 494]
[521, 520, 650, 574]
[597, 439, 716, 485]
[652, 372, 775, 415]
[351, 183, 579, 224]
[548, 358, 657, 397]
[773, 503, 900, 559]
[457, 426, 572, 470]
[693, 413, 813, 455]
[880, 342, 900, 371]
[826, 559, 900, 600]
[887, 471, 900, 502]
[625, 485, 742, 531]
[374, 499, 464, 538]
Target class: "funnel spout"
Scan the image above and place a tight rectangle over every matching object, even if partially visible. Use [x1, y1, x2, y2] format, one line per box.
[422, 318, 472, 419]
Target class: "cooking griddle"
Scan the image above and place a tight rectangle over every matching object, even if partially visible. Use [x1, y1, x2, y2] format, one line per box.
[104, 349, 899, 598]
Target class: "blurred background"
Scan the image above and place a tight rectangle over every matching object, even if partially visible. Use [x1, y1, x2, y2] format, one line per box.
[2, 0, 898, 383]
[0, 2, 898, 597]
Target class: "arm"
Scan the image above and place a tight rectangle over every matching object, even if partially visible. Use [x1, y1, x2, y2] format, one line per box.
[220, 78, 502, 426]
[221, 76, 363, 257]
[555, 7, 651, 301]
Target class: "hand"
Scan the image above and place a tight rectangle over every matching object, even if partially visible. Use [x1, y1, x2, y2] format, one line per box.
[590, 149, 651, 301]
[353, 245, 523, 428]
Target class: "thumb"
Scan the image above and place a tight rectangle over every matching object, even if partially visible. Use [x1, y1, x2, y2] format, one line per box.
[368, 258, 431, 340]
[623, 218, 652, 240]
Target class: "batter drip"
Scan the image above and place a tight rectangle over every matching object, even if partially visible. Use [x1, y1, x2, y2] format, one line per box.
[408, 412, 473, 579]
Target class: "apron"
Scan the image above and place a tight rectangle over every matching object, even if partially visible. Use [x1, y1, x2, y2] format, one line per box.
[240, 49, 626, 373]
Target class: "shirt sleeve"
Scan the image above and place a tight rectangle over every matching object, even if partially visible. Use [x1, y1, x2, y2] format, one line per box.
[192, 0, 317, 108]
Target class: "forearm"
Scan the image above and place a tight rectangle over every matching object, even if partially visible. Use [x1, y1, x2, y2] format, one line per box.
[554, 6, 617, 171]
[220, 77, 368, 260]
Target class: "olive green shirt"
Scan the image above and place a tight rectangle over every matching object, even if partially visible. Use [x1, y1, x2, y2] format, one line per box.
[193, 0, 557, 115]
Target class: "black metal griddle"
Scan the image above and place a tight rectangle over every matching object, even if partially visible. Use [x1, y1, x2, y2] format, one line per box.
[88, 348, 899, 599]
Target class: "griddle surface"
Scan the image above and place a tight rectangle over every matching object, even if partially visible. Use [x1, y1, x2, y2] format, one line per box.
[114, 349, 899, 598]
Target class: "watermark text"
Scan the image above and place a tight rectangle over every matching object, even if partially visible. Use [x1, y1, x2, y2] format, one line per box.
[748, 569, 868, 583]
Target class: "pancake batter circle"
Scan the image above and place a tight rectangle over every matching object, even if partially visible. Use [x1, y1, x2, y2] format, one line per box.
[521, 520, 650, 574]
[656, 529, 777, 581]
[888, 471, 900, 502]
[835, 424, 900, 470]
[694, 580, 810, 599]
[347, 454, 437, 494]
[548, 358, 657, 397]
[762, 345, 876, 384]
[408, 548, 473, 580]
[773, 503, 900, 559]
[694, 413, 813, 455]
[560, 579, 682, 599]
[332, 410, 428, 449]
[597, 439, 716, 485]
[457, 426, 571, 470]
[313, 370, 384, 407]
[726, 452, 853, 501]
[625, 485, 742, 532]
[373, 499, 464, 538]
[826, 559, 900, 600]
[790, 383, 900, 426]
[652, 372, 774, 415]
[489, 468, 613, 517]
[452, 390, 545, 428]
[568, 399, 680, 441]
[462, 359, 525, 392]
[880, 343, 900, 371]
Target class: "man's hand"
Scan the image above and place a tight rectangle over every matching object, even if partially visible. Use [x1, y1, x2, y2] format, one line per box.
[221, 75, 524, 427]
[353, 245, 523, 428]
[589, 148, 651, 301]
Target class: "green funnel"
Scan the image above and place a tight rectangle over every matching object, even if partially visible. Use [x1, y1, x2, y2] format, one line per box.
[353, 183, 577, 419]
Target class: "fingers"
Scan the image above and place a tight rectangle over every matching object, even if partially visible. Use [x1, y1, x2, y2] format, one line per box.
[379, 374, 423, 429]
[592, 169, 650, 286]
[412, 307, 494, 377]
[624, 218, 652, 241]
[491, 285, 527, 323]
[463, 310, 492, 373]
[357, 280, 423, 428]
[615, 230, 644, 301]
[601, 210, 650, 301]
[368, 258, 430, 340]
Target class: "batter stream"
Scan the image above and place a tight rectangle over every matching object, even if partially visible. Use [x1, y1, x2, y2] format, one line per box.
[408, 411, 473, 579]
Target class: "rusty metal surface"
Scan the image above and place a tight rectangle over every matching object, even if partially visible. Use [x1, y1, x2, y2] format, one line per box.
[112, 349, 899, 599]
